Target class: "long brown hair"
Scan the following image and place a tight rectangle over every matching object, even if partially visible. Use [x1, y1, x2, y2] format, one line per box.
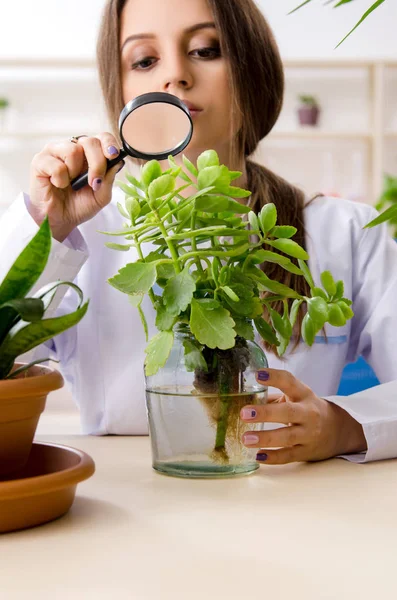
[97, 0, 311, 353]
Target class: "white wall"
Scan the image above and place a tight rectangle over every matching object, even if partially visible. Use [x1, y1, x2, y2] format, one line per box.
[0, 0, 396, 60]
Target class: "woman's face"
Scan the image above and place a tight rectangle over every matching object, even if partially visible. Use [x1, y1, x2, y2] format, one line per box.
[119, 0, 233, 159]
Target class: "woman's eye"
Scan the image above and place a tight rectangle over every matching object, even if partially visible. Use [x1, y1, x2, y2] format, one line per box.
[191, 46, 221, 59]
[131, 57, 157, 70]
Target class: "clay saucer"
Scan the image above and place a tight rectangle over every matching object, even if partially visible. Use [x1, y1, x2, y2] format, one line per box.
[0, 442, 95, 533]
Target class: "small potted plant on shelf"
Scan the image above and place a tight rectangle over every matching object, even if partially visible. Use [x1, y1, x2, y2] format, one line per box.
[297, 95, 321, 127]
[0, 217, 88, 477]
[103, 149, 353, 479]
[0, 97, 9, 131]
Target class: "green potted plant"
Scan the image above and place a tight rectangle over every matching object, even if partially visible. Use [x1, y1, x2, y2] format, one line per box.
[297, 95, 320, 127]
[367, 173, 397, 238]
[103, 149, 353, 478]
[0, 217, 88, 476]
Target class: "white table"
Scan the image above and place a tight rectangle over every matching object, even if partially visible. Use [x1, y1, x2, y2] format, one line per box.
[2, 412, 397, 600]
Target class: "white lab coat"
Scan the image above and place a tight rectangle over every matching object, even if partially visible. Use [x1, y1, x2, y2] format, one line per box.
[2, 190, 397, 463]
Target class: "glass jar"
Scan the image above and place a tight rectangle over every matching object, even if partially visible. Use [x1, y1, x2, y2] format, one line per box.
[145, 324, 268, 478]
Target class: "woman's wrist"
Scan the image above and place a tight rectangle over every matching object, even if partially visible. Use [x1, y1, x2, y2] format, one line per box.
[25, 195, 75, 243]
[328, 401, 368, 455]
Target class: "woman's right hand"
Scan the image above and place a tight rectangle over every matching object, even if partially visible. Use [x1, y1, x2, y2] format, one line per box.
[29, 133, 125, 242]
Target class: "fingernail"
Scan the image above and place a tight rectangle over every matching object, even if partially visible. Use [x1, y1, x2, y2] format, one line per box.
[92, 178, 102, 192]
[117, 160, 125, 173]
[241, 408, 257, 420]
[257, 370, 270, 382]
[108, 145, 119, 156]
[256, 453, 268, 461]
[243, 434, 259, 445]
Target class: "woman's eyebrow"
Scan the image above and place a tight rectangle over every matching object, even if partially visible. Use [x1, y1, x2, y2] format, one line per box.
[120, 22, 216, 53]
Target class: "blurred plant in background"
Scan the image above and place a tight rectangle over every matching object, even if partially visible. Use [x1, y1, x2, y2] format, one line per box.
[289, 0, 386, 47]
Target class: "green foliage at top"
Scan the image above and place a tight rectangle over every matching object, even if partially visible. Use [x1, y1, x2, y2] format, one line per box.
[289, 0, 386, 47]
[105, 151, 353, 376]
[299, 95, 319, 107]
[0, 218, 88, 379]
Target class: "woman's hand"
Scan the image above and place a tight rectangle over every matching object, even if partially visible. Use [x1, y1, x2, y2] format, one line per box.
[29, 133, 125, 242]
[240, 368, 367, 465]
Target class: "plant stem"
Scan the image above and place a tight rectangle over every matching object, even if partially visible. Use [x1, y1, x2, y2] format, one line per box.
[214, 357, 233, 460]
[134, 234, 156, 308]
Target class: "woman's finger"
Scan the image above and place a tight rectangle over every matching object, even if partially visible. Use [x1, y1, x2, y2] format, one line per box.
[240, 400, 306, 425]
[34, 142, 86, 182]
[256, 368, 311, 402]
[243, 424, 306, 448]
[95, 132, 121, 160]
[256, 445, 307, 465]
[31, 154, 71, 189]
[75, 136, 108, 191]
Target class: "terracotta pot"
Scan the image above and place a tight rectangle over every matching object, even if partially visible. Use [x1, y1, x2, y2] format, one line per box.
[298, 106, 320, 126]
[0, 363, 64, 476]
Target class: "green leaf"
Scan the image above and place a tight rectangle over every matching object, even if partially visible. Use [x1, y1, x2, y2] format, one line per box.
[229, 171, 243, 181]
[233, 318, 255, 341]
[148, 174, 175, 204]
[197, 165, 230, 192]
[183, 338, 208, 372]
[306, 297, 329, 330]
[290, 299, 303, 327]
[335, 280, 344, 300]
[225, 186, 252, 199]
[195, 195, 229, 213]
[320, 271, 337, 297]
[249, 250, 290, 266]
[364, 204, 397, 229]
[311, 287, 328, 301]
[105, 243, 132, 251]
[117, 202, 130, 219]
[125, 197, 141, 220]
[249, 268, 301, 299]
[271, 226, 297, 239]
[335, 0, 385, 48]
[0, 298, 44, 323]
[155, 301, 177, 332]
[259, 204, 277, 234]
[267, 239, 309, 260]
[327, 304, 346, 327]
[190, 299, 236, 349]
[163, 268, 196, 316]
[141, 160, 162, 188]
[269, 308, 292, 339]
[125, 172, 145, 191]
[156, 262, 176, 282]
[108, 262, 156, 295]
[182, 155, 198, 178]
[116, 181, 140, 197]
[225, 199, 251, 214]
[337, 301, 354, 320]
[0, 302, 89, 379]
[197, 150, 219, 171]
[301, 313, 315, 346]
[0, 217, 51, 306]
[288, 0, 314, 15]
[248, 212, 260, 231]
[221, 286, 240, 302]
[144, 331, 174, 376]
[254, 317, 279, 347]
[129, 295, 149, 342]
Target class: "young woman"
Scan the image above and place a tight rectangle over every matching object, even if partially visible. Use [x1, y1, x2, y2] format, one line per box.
[1, 0, 397, 465]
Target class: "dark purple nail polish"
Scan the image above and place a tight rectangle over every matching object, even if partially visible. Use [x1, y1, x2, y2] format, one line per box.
[92, 178, 102, 192]
[257, 370, 270, 381]
[256, 453, 268, 461]
[108, 145, 119, 156]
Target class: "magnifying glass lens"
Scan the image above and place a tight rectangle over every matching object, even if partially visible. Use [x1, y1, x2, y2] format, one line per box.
[121, 102, 191, 155]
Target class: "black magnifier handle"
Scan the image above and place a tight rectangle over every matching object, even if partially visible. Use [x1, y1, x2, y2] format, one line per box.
[71, 148, 128, 192]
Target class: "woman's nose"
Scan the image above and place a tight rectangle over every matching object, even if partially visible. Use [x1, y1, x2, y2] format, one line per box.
[162, 58, 193, 92]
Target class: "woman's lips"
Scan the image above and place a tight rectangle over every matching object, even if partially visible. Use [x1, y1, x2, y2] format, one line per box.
[181, 100, 203, 118]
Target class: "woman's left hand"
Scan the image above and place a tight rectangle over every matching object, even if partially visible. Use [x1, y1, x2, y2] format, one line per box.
[240, 368, 367, 465]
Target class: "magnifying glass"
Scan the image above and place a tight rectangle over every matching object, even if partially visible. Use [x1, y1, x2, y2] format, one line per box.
[71, 92, 193, 191]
